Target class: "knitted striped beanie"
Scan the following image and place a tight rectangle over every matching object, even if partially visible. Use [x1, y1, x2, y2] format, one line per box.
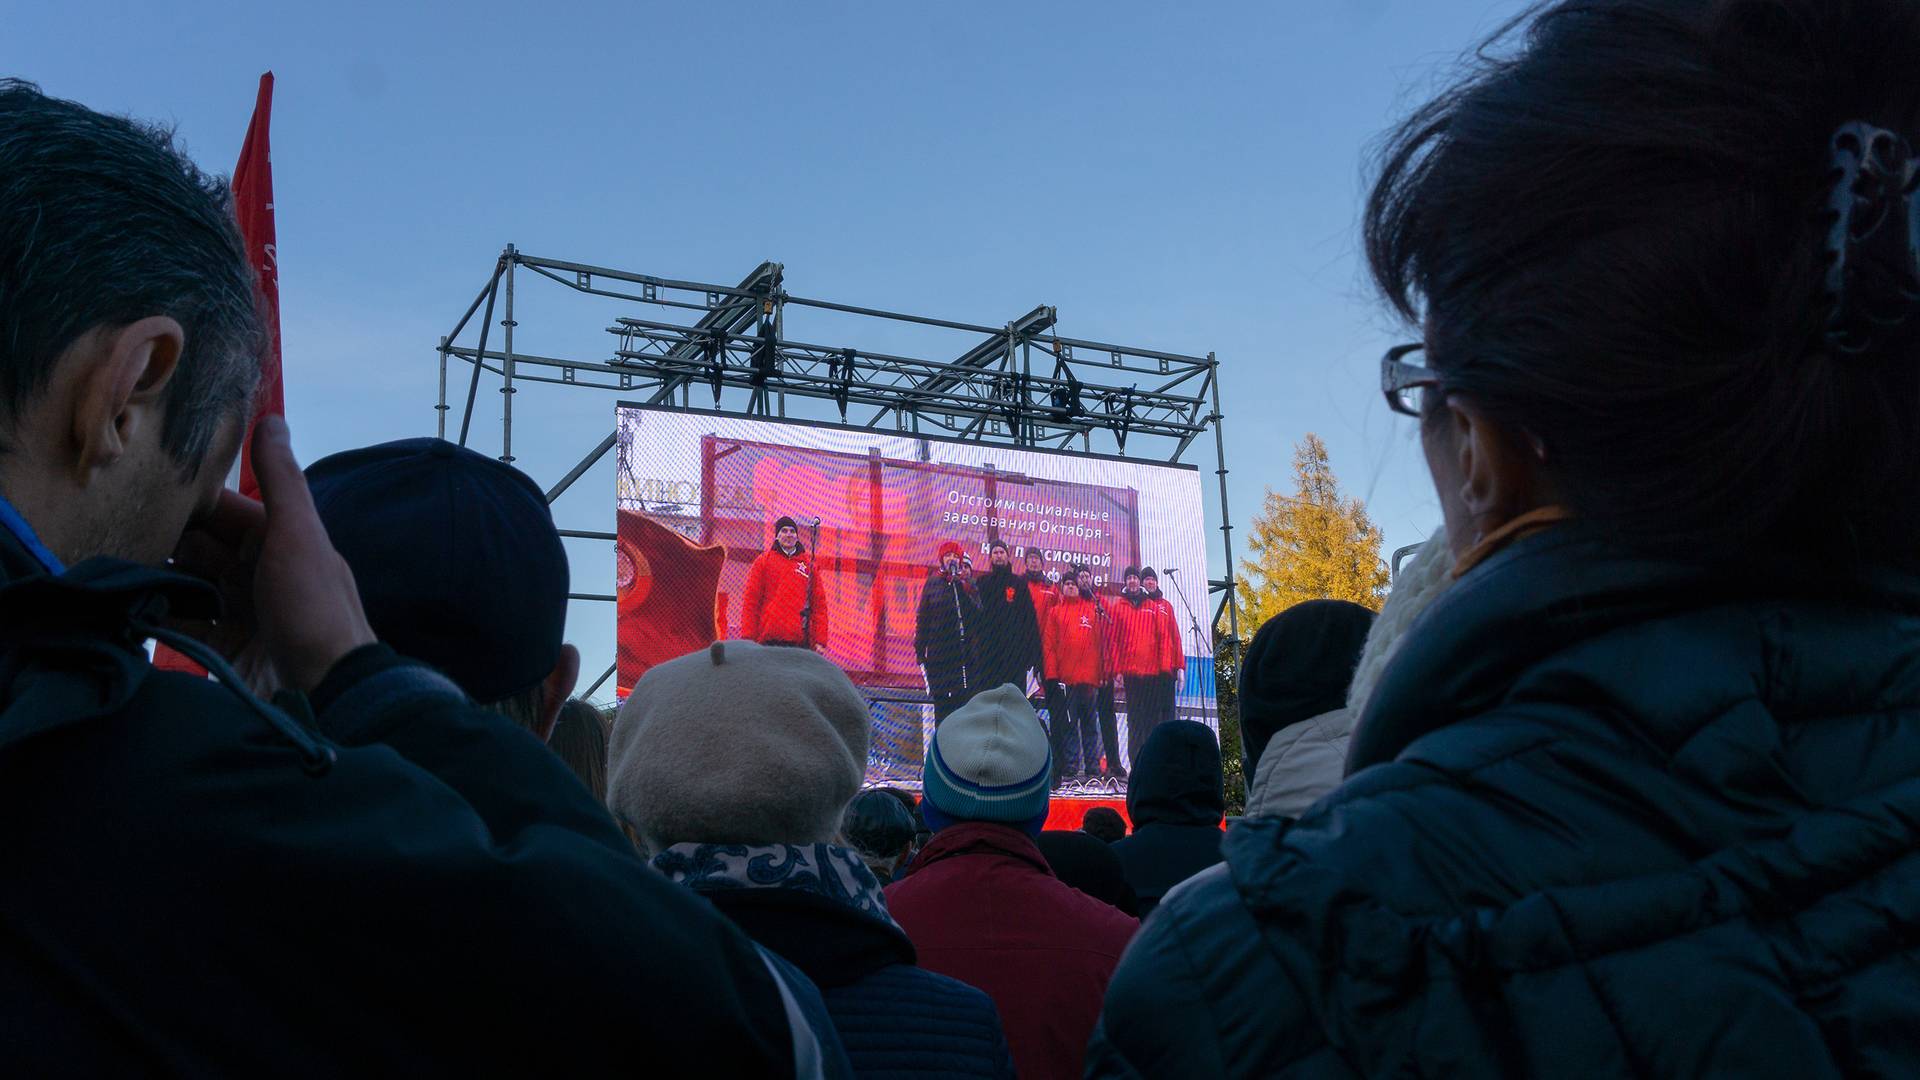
[921, 684, 1052, 825]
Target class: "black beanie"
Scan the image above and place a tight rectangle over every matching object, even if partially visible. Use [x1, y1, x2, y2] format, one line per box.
[774, 516, 799, 534]
[1238, 599, 1375, 780]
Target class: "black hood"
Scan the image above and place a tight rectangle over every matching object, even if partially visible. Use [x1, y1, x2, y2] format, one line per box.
[1036, 830, 1138, 915]
[1126, 720, 1224, 828]
[1238, 599, 1374, 779]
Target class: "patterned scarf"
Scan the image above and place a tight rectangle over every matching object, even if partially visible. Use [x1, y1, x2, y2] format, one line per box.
[651, 842, 900, 931]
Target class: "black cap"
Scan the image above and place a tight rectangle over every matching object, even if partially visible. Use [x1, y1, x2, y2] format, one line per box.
[774, 515, 799, 533]
[1140, 566, 1159, 580]
[306, 438, 568, 703]
[988, 538, 1009, 553]
[1123, 565, 1141, 579]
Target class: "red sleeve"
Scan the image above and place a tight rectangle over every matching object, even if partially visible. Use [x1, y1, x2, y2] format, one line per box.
[1042, 609, 1060, 681]
[739, 555, 766, 641]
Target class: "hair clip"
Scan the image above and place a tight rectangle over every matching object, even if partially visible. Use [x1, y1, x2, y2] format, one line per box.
[1821, 121, 1920, 356]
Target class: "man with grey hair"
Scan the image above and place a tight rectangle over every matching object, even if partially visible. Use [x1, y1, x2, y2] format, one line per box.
[0, 79, 822, 1075]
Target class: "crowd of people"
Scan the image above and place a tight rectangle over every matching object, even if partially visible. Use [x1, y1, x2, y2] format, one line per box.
[904, 540, 1187, 791]
[7, 0, 1920, 1074]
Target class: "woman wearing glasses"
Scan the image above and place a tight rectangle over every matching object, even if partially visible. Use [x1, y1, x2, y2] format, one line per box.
[1090, 1, 1920, 1076]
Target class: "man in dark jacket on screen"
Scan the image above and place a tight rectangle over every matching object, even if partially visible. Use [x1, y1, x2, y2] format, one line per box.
[0, 80, 821, 1077]
[974, 538, 1044, 695]
[1109, 720, 1225, 916]
[915, 539, 980, 722]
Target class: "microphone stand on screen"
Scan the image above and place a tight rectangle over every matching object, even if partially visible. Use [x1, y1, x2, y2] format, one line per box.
[801, 516, 821, 651]
[1164, 569, 1214, 726]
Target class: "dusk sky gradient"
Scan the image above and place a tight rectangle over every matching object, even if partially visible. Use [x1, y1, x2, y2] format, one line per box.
[10, 0, 1533, 699]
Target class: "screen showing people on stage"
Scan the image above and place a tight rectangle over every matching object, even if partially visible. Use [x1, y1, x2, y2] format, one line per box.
[613, 403, 1216, 789]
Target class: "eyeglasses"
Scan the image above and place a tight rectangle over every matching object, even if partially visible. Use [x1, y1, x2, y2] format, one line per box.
[1383, 342, 1552, 461]
[1381, 343, 1443, 418]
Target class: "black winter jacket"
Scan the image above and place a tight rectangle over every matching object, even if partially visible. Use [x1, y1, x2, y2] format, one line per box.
[915, 568, 980, 698]
[973, 566, 1043, 692]
[1109, 720, 1224, 916]
[695, 868, 1016, 1079]
[1089, 527, 1920, 1078]
[0, 537, 817, 1076]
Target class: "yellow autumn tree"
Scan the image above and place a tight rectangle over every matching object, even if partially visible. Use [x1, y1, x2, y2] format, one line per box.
[1238, 433, 1388, 628]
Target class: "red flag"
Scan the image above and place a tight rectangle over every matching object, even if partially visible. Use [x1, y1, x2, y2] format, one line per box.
[233, 71, 282, 500]
[155, 73, 280, 677]
[615, 511, 728, 695]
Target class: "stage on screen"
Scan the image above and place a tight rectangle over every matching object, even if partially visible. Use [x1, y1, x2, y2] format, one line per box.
[613, 403, 1217, 792]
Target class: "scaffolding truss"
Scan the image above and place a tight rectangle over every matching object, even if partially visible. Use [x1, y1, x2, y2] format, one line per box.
[435, 245, 1243, 698]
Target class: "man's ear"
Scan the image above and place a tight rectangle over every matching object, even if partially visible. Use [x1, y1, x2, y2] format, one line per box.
[532, 643, 582, 744]
[71, 316, 185, 486]
[1441, 396, 1545, 542]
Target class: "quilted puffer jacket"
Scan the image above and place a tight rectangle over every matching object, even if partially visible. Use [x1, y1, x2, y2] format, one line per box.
[1088, 525, 1920, 1078]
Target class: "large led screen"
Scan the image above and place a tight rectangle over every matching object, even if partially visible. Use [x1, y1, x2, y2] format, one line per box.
[615, 403, 1217, 788]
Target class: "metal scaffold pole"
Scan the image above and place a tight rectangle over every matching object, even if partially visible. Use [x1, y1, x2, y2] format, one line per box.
[434, 247, 1239, 706]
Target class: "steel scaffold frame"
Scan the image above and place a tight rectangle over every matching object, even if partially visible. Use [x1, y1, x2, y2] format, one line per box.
[435, 245, 1244, 700]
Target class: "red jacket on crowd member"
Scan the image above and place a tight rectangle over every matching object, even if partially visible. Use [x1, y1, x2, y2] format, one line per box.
[1044, 595, 1105, 687]
[885, 822, 1137, 1080]
[1144, 589, 1185, 675]
[1110, 592, 1169, 678]
[740, 541, 830, 647]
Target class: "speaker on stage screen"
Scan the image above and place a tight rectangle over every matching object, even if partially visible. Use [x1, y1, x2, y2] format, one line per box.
[613, 402, 1217, 789]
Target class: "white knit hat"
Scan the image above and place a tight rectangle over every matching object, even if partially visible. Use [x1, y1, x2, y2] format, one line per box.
[921, 684, 1052, 826]
[607, 640, 870, 852]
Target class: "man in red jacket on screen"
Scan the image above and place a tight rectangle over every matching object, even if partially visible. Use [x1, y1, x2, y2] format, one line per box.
[741, 516, 830, 651]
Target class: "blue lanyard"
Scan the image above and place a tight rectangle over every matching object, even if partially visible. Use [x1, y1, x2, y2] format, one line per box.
[0, 490, 63, 575]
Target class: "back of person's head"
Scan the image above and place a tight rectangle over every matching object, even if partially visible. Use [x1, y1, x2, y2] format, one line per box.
[1367, 0, 1920, 570]
[608, 639, 870, 854]
[1125, 720, 1224, 829]
[1239, 600, 1375, 778]
[873, 786, 928, 857]
[0, 80, 261, 471]
[306, 438, 579, 738]
[920, 684, 1052, 835]
[1036, 830, 1139, 915]
[1081, 806, 1129, 844]
[0, 80, 262, 563]
[547, 699, 610, 802]
[841, 789, 916, 880]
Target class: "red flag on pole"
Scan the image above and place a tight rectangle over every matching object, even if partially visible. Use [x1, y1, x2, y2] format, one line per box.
[233, 71, 282, 500]
[156, 73, 281, 676]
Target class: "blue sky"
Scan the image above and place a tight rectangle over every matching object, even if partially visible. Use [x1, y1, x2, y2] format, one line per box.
[9, 0, 1529, 700]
